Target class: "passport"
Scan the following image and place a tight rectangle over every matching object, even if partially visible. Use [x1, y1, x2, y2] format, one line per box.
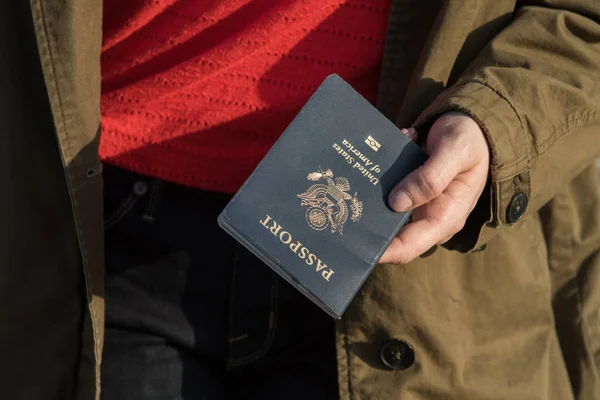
[218, 74, 428, 318]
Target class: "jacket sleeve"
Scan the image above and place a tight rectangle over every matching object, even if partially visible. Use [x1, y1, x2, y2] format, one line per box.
[414, 1, 600, 253]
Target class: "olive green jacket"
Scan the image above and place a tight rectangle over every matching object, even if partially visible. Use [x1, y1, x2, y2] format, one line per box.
[2, 0, 600, 399]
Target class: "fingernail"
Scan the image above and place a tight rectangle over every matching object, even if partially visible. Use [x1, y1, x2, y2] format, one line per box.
[389, 189, 412, 212]
[400, 127, 418, 142]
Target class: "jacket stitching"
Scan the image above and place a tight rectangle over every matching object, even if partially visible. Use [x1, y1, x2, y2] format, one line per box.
[467, 79, 526, 130]
[427, 80, 531, 178]
[343, 317, 354, 400]
[466, 81, 600, 172]
[32, 1, 102, 396]
[535, 110, 600, 160]
[461, 79, 531, 175]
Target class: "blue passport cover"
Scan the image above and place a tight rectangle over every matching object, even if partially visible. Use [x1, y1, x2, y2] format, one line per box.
[218, 75, 427, 318]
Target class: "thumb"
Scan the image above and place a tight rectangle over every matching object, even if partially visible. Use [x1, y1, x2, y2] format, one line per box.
[388, 135, 466, 212]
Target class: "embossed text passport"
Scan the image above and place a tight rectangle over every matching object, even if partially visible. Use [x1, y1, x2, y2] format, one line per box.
[218, 75, 427, 318]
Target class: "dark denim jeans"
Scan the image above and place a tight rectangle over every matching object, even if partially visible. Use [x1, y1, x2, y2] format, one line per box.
[100, 165, 339, 400]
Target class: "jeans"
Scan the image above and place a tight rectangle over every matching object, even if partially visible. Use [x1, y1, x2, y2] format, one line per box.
[100, 165, 339, 399]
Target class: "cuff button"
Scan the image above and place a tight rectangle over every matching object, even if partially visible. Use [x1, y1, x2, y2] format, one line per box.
[507, 192, 528, 223]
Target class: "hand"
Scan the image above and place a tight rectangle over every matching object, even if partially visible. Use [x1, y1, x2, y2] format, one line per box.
[379, 112, 490, 264]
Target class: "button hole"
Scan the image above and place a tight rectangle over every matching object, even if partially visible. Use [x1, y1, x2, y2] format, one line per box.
[86, 164, 103, 178]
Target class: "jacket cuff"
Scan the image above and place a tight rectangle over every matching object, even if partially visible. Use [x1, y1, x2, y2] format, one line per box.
[413, 81, 531, 252]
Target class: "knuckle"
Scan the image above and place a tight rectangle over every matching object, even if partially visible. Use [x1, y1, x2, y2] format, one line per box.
[416, 165, 444, 199]
[437, 236, 452, 245]
[451, 219, 466, 234]
[453, 133, 469, 152]
[437, 207, 455, 226]
[393, 252, 413, 265]
[455, 139, 472, 163]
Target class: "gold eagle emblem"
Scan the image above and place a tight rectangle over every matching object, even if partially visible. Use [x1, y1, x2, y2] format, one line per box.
[297, 168, 363, 235]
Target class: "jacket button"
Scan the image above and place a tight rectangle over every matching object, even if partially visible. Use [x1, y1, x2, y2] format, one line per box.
[380, 339, 414, 370]
[507, 192, 528, 223]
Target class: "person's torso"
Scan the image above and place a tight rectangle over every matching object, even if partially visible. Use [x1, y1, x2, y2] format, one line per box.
[21, 1, 600, 398]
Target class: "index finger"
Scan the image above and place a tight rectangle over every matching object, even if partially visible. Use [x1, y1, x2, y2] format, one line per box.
[380, 179, 475, 264]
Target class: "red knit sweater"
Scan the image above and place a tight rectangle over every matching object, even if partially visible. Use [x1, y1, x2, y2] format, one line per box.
[100, 0, 390, 193]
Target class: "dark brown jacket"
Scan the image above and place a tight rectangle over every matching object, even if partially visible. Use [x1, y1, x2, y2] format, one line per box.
[2, 0, 600, 399]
